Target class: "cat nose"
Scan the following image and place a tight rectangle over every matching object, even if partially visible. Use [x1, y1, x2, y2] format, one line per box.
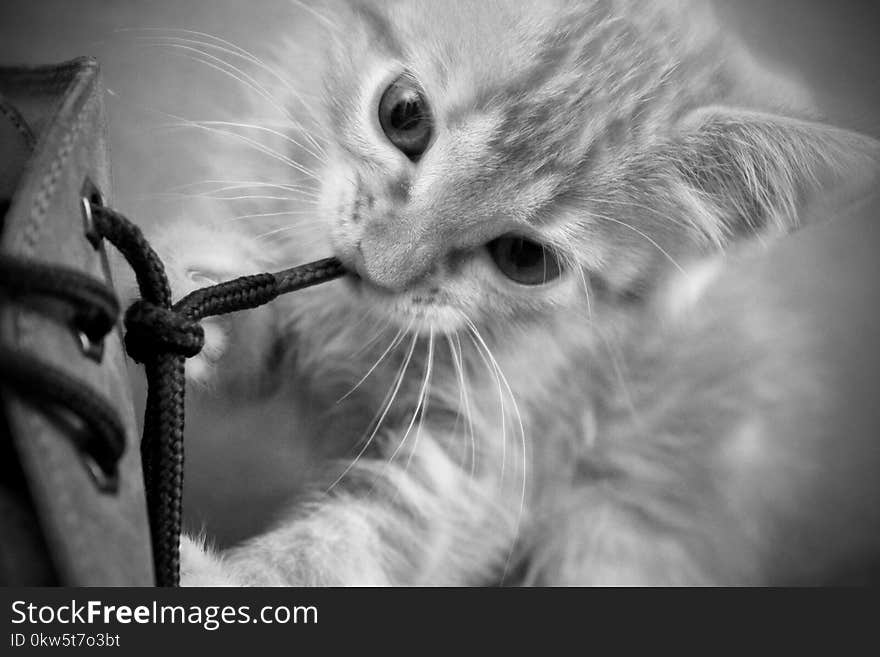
[358, 234, 438, 292]
[363, 246, 435, 291]
[334, 237, 432, 291]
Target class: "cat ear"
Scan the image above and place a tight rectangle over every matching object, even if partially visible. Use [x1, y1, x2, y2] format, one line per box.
[669, 107, 879, 246]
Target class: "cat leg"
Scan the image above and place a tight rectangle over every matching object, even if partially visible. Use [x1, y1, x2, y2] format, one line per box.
[179, 533, 243, 586]
[525, 488, 745, 586]
[180, 433, 521, 586]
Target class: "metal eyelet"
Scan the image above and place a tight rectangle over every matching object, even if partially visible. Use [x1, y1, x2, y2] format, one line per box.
[81, 178, 105, 250]
[82, 454, 120, 494]
[77, 330, 106, 363]
[78, 177, 110, 362]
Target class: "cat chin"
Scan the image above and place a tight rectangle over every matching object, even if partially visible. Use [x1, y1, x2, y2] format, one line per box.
[380, 300, 465, 336]
[409, 310, 464, 336]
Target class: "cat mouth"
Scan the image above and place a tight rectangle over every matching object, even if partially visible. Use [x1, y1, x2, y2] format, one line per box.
[344, 267, 363, 283]
[341, 269, 460, 332]
[343, 267, 384, 296]
[333, 247, 460, 329]
[338, 260, 379, 295]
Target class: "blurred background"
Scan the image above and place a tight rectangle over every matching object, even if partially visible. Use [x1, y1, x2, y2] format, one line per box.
[1, 1, 879, 205]
[1, 1, 879, 549]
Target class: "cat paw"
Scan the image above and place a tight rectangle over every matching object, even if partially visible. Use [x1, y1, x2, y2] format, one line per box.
[148, 224, 273, 386]
[179, 533, 240, 587]
[176, 271, 238, 387]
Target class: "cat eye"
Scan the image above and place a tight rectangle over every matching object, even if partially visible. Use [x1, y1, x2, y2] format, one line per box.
[487, 235, 562, 286]
[378, 75, 433, 161]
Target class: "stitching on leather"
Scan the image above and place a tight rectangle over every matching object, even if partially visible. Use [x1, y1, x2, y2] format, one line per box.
[14, 76, 102, 582]
[0, 94, 36, 148]
[23, 86, 97, 254]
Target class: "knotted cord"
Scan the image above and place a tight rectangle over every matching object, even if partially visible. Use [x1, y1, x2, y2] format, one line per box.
[0, 201, 345, 586]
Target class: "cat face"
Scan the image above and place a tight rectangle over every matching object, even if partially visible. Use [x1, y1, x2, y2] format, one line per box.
[319, 0, 586, 334]
[312, 0, 872, 336]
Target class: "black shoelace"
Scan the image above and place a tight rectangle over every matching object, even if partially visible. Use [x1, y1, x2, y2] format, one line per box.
[0, 202, 345, 586]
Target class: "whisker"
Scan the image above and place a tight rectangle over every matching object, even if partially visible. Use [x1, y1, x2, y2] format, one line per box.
[560, 249, 594, 321]
[466, 327, 507, 486]
[350, 315, 395, 359]
[589, 211, 685, 273]
[165, 180, 318, 195]
[447, 333, 477, 479]
[119, 27, 259, 61]
[403, 330, 435, 474]
[576, 265, 593, 321]
[289, 0, 343, 34]
[326, 328, 417, 493]
[156, 119, 322, 181]
[185, 120, 326, 163]
[338, 326, 407, 403]
[595, 323, 644, 430]
[134, 34, 283, 83]
[134, 39, 329, 157]
[445, 335, 465, 463]
[385, 332, 433, 467]
[252, 223, 325, 241]
[123, 29, 323, 118]
[592, 196, 690, 232]
[134, 42, 292, 118]
[461, 315, 528, 585]
[230, 210, 317, 221]
[106, 94, 324, 183]
[145, 192, 319, 203]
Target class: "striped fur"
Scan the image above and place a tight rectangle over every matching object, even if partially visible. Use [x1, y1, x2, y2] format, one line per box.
[166, 0, 880, 585]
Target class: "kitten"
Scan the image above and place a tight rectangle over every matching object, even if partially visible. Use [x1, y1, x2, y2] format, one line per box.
[148, 0, 880, 585]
